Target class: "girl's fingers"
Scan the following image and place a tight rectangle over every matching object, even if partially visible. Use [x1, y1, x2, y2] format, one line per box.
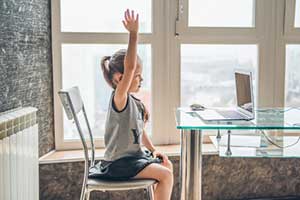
[156, 152, 168, 163]
[126, 9, 130, 21]
[162, 154, 168, 161]
[128, 9, 132, 20]
[124, 9, 139, 23]
[124, 11, 127, 21]
[163, 155, 168, 163]
[164, 154, 168, 160]
[122, 20, 127, 28]
[125, 10, 129, 21]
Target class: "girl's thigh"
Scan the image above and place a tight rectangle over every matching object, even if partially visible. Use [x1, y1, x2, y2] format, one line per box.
[134, 163, 172, 181]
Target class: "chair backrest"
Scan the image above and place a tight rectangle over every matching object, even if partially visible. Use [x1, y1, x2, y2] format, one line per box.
[59, 87, 84, 119]
[58, 86, 95, 167]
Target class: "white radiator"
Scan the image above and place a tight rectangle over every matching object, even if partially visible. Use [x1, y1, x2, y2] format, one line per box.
[0, 107, 39, 200]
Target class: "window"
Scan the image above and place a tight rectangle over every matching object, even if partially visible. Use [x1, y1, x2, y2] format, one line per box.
[52, 0, 300, 150]
[181, 45, 257, 107]
[285, 0, 300, 35]
[52, 0, 166, 150]
[285, 45, 300, 107]
[284, 1, 300, 107]
[178, 0, 260, 109]
[295, 0, 300, 27]
[61, 44, 151, 140]
[60, 0, 152, 33]
[188, 0, 255, 27]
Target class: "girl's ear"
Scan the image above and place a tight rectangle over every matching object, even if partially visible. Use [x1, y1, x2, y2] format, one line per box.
[113, 73, 123, 85]
[119, 74, 123, 81]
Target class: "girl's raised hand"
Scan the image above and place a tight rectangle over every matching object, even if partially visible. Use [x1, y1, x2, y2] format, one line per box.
[122, 9, 139, 33]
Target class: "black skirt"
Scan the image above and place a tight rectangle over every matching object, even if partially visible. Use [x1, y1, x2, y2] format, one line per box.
[89, 151, 162, 180]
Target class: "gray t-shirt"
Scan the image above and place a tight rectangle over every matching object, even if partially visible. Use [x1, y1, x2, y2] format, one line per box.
[104, 92, 146, 161]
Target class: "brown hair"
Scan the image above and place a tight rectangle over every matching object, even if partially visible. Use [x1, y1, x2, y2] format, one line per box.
[101, 49, 142, 89]
[101, 49, 126, 89]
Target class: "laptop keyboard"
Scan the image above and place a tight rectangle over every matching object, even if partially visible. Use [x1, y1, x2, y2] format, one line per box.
[217, 110, 247, 119]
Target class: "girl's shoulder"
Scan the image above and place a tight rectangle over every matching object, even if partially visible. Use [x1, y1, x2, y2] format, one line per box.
[110, 91, 130, 113]
[129, 94, 145, 110]
[110, 91, 144, 114]
[130, 94, 141, 102]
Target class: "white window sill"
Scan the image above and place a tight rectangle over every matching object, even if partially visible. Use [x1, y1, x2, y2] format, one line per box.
[39, 144, 218, 164]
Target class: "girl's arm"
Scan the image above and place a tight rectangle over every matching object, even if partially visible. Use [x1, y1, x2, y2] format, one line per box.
[142, 129, 156, 153]
[142, 130, 168, 164]
[114, 9, 139, 110]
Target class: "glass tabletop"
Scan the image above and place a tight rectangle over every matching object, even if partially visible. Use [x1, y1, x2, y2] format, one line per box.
[176, 107, 300, 130]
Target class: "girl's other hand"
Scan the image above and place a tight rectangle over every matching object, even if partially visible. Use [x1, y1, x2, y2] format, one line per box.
[122, 9, 139, 33]
[152, 150, 168, 164]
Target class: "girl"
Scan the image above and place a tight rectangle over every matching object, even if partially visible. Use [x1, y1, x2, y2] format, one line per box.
[90, 9, 173, 200]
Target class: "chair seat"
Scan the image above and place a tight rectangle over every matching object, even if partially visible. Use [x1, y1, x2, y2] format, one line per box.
[87, 178, 157, 191]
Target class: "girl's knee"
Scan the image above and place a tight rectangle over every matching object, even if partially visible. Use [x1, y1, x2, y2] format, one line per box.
[167, 160, 173, 172]
[162, 160, 173, 173]
[158, 167, 173, 183]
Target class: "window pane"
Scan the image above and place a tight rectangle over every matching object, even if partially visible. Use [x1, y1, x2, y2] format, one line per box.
[60, 0, 151, 33]
[285, 45, 300, 106]
[181, 45, 257, 108]
[62, 44, 152, 140]
[189, 0, 255, 27]
[295, 0, 300, 27]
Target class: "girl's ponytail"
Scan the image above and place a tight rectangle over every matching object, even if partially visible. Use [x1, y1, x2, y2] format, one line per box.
[101, 56, 114, 88]
[100, 49, 129, 89]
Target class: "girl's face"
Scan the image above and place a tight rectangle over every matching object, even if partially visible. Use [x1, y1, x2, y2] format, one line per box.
[128, 62, 143, 93]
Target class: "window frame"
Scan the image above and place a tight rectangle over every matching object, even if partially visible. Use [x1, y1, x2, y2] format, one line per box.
[175, 0, 260, 38]
[171, 0, 273, 109]
[285, 0, 300, 37]
[284, 0, 300, 107]
[169, 0, 292, 141]
[52, 0, 300, 150]
[52, 0, 172, 150]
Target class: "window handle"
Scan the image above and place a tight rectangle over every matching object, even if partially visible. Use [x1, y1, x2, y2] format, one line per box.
[175, 0, 184, 37]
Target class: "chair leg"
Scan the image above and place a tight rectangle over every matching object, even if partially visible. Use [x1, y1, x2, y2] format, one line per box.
[80, 189, 85, 200]
[85, 191, 91, 200]
[80, 186, 88, 200]
[146, 185, 154, 200]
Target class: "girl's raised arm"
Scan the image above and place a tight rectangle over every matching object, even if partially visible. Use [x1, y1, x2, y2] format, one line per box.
[114, 9, 139, 110]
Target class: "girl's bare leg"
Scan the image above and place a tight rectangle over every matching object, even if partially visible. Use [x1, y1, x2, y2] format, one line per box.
[134, 162, 173, 200]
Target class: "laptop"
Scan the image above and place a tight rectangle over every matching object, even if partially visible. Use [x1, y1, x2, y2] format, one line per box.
[196, 71, 254, 121]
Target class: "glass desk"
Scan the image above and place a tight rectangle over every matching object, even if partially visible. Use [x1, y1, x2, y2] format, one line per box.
[175, 107, 300, 200]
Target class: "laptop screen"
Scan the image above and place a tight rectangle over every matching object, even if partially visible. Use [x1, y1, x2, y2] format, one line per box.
[235, 71, 254, 114]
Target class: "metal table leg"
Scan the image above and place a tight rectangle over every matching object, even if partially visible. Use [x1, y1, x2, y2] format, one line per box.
[180, 129, 202, 200]
[225, 129, 232, 156]
[216, 122, 221, 141]
[216, 129, 221, 140]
